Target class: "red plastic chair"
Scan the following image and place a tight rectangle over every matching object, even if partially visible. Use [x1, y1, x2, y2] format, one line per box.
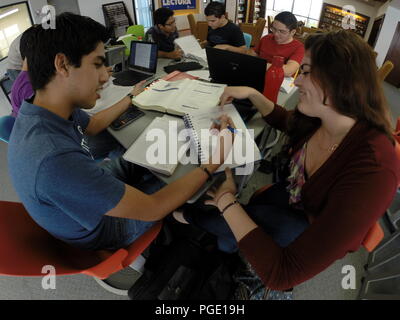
[249, 184, 383, 252]
[0, 201, 162, 279]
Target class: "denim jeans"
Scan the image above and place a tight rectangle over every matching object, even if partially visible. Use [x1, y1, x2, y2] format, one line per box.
[183, 182, 310, 253]
[92, 157, 166, 250]
[85, 130, 125, 160]
[6, 69, 21, 83]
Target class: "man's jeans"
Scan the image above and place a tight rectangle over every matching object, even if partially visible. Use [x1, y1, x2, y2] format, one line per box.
[92, 157, 166, 250]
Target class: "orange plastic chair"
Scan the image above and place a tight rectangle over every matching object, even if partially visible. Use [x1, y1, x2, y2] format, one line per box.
[0, 201, 162, 279]
[249, 184, 383, 252]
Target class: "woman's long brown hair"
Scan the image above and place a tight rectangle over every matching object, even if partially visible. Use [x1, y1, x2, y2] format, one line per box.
[285, 30, 394, 151]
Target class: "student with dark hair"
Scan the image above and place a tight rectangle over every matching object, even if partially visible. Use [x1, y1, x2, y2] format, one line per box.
[8, 12, 233, 251]
[201, 2, 246, 54]
[249, 11, 304, 77]
[10, 25, 37, 117]
[10, 23, 124, 160]
[145, 7, 183, 59]
[176, 30, 400, 299]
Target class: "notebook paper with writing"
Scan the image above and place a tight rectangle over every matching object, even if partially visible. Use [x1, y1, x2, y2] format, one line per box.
[123, 115, 189, 176]
[183, 104, 261, 173]
[174, 35, 207, 61]
[131, 79, 226, 116]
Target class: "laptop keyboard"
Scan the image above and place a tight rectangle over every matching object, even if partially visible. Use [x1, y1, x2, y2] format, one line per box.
[113, 70, 152, 86]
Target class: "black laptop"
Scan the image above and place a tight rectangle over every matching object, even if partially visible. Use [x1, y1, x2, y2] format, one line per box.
[113, 40, 158, 86]
[206, 47, 267, 120]
[206, 46, 267, 92]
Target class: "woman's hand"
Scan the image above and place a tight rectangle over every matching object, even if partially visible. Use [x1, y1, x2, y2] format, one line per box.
[206, 115, 236, 171]
[130, 80, 147, 97]
[205, 168, 237, 207]
[219, 86, 257, 107]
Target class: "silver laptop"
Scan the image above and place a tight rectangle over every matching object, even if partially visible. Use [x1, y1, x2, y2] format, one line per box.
[113, 40, 158, 86]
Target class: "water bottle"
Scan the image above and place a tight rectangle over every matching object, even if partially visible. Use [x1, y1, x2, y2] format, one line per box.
[263, 56, 285, 103]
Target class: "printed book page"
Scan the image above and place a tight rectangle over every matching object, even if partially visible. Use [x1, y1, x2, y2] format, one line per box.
[132, 79, 226, 116]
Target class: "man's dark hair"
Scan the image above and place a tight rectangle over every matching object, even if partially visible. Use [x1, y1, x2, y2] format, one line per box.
[26, 12, 109, 91]
[274, 11, 298, 31]
[204, 2, 226, 18]
[153, 7, 174, 26]
[20, 25, 39, 60]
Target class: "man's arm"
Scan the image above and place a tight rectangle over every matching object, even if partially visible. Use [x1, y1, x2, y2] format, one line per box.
[158, 49, 183, 59]
[106, 115, 235, 221]
[214, 44, 248, 54]
[106, 164, 217, 221]
[85, 81, 146, 136]
[282, 60, 300, 77]
[265, 60, 299, 77]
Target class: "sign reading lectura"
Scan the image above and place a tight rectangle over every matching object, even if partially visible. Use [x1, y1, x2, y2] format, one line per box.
[162, 0, 196, 10]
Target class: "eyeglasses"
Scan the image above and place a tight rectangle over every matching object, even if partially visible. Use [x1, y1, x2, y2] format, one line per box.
[164, 19, 176, 26]
[298, 64, 312, 76]
[270, 26, 290, 35]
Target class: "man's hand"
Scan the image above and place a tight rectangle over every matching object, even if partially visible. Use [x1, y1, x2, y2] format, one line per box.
[204, 168, 237, 207]
[168, 49, 183, 60]
[130, 80, 147, 97]
[199, 40, 208, 49]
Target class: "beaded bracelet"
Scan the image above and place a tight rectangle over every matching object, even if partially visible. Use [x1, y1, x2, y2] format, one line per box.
[220, 200, 238, 215]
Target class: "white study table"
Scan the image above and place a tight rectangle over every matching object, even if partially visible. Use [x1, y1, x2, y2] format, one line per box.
[88, 57, 299, 201]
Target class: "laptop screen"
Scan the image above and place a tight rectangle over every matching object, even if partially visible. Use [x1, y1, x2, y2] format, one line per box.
[206, 47, 267, 93]
[129, 41, 158, 73]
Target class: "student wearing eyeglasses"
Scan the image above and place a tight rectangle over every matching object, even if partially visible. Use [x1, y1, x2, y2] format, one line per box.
[249, 11, 304, 77]
[145, 7, 183, 60]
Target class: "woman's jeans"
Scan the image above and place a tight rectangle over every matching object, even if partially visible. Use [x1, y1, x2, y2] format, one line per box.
[183, 182, 310, 253]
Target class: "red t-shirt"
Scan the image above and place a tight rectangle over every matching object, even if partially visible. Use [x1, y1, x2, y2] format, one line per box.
[255, 34, 305, 65]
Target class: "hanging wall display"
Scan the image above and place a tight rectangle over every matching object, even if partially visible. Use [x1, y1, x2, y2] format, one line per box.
[159, 0, 199, 14]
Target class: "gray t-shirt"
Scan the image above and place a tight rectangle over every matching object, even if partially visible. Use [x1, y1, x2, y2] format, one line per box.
[6, 34, 23, 70]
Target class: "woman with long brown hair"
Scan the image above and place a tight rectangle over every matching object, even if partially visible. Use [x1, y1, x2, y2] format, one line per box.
[175, 30, 400, 298]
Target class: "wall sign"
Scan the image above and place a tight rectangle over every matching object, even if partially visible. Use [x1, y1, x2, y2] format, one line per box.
[160, 0, 197, 11]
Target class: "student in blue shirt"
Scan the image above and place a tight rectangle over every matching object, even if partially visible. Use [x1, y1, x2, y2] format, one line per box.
[8, 13, 234, 251]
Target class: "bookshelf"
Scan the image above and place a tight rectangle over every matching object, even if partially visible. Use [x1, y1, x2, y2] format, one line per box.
[236, 0, 247, 24]
[235, 0, 265, 24]
[318, 3, 370, 37]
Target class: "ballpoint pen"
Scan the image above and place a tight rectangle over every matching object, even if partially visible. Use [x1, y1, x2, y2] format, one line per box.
[211, 119, 238, 134]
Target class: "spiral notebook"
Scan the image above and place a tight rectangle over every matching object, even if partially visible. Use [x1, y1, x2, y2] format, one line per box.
[123, 115, 189, 176]
[183, 104, 261, 173]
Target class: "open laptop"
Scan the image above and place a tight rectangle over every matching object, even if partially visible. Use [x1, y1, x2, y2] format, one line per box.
[206, 47, 267, 120]
[113, 40, 158, 86]
[206, 46, 267, 92]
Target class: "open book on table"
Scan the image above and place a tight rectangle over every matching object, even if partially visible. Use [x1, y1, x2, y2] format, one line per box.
[183, 104, 261, 173]
[122, 115, 189, 176]
[131, 78, 226, 116]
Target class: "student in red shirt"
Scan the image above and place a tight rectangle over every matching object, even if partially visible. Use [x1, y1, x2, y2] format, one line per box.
[249, 11, 304, 77]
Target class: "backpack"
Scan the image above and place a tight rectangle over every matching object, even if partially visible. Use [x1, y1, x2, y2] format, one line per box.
[128, 220, 239, 300]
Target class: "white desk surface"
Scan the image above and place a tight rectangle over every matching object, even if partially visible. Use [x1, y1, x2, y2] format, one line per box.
[88, 57, 298, 190]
